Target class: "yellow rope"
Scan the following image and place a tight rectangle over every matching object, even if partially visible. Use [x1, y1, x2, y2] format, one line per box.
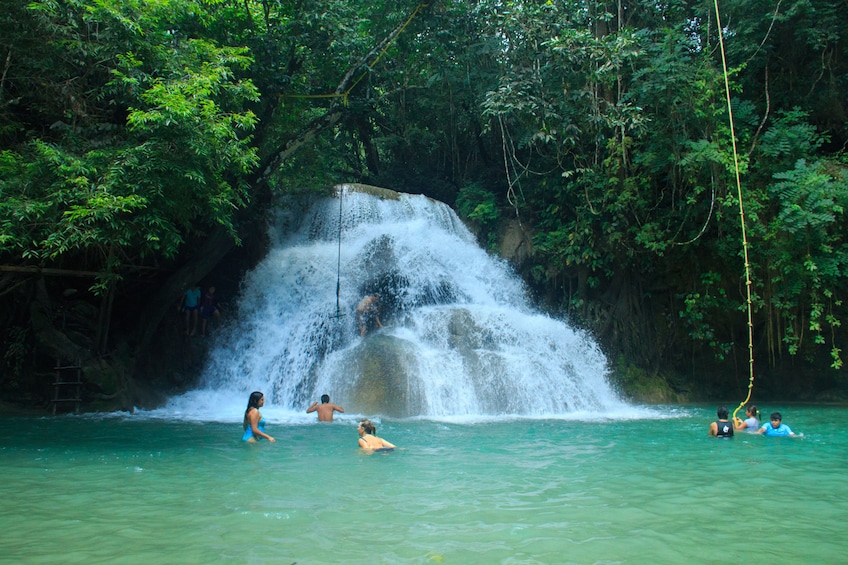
[713, 0, 756, 421]
[281, 3, 428, 107]
[345, 3, 428, 97]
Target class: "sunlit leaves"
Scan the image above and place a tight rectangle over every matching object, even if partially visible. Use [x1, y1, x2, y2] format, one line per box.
[0, 0, 259, 287]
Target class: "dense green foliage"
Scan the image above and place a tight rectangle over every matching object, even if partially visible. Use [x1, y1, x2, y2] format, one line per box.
[1, 0, 260, 298]
[1, 0, 847, 404]
[458, 0, 848, 392]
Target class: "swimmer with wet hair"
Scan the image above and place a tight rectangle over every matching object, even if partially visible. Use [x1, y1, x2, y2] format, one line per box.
[709, 406, 734, 437]
[734, 404, 760, 431]
[757, 412, 799, 437]
[242, 391, 275, 443]
[306, 394, 345, 422]
[357, 419, 396, 451]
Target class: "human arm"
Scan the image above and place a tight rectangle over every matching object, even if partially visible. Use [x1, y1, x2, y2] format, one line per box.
[306, 401, 318, 414]
[708, 422, 718, 437]
[733, 417, 747, 430]
[379, 437, 396, 449]
[333, 404, 345, 414]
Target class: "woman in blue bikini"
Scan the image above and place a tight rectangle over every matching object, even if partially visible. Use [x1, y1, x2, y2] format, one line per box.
[242, 391, 276, 443]
[357, 419, 395, 451]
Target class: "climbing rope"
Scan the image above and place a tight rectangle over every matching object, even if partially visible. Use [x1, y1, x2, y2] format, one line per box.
[332, 186, 345, 319]
[713, 0, 756, 420]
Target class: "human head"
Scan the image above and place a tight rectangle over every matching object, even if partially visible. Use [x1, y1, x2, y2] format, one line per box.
[321, 394, 330, 404]
[747, 405, 759, 418]
[246, 391, 264, 415]
[717, 406, 729, 420]
[359, 419, 376, 435]
[770, 411, 782, 424]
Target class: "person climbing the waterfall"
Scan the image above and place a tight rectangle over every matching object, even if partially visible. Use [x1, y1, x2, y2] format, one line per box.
[180, 285, 201, 336]
[242, 391, 275, 443]
[357, 419, 396, 452]
[200, 286, 222, 337]
[307, 394, 345, 422]
[356, 293, 383, 337]
[733, 404, 760, 431]
[757, 412, 800, 437]
[708, 406, 734, 438]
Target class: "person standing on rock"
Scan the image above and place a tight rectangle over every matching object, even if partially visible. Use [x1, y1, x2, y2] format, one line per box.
[180, 285, 201, 336]
[200, 286, 222, 336]
[356, 293, 383, 337]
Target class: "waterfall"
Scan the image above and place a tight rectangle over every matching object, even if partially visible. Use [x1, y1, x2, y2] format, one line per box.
[168, 185, 628, 420]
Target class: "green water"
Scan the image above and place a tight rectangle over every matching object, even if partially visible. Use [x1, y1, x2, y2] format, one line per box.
[1, 406, 846, 564]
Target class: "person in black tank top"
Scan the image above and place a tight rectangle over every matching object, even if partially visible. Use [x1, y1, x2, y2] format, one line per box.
[709, 406, 734, 437]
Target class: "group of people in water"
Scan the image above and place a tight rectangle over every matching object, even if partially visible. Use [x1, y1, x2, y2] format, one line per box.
[709, 404, 800, 438]
[244, 391, 798, 447]
[243, 391, 396, 451]
[211, 290, 395, 448]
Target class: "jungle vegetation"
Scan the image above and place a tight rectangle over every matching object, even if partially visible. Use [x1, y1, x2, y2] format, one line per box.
[1, 0, 847, 409]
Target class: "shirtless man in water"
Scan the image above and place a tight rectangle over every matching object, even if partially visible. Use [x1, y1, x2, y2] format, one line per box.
[306, 394, 345, 422]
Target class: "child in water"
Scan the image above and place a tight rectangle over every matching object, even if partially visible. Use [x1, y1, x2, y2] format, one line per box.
[734, 404, 760, 431]
[757, 411, 800, 437]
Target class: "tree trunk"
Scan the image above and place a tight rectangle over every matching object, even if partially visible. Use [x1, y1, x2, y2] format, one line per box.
[355, 115, 381, 176]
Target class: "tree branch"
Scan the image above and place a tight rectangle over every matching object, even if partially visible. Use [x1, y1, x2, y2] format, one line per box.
[254, 2, 433, 186]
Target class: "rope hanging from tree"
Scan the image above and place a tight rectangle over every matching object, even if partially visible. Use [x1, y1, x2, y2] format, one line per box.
[332, 186, 345, 319]
[281, 3, 429, 107]
[713, 0, 756, 420]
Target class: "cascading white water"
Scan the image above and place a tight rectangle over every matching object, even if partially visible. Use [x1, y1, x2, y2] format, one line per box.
[175, 185, 628, 419]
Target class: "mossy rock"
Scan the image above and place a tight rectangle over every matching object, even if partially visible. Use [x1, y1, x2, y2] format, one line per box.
[614, 360, 688, 404]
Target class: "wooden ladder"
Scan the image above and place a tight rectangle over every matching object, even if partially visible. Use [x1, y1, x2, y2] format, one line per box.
[52, 361, 83, 415]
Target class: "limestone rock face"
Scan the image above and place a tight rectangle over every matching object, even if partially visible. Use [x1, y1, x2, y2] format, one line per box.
[499, 218, 533, 267]
[341, 309, 503, 416]
[346, 334, 422, 417]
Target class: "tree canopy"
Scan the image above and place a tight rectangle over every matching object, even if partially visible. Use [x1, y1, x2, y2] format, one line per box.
[1, 0, 847, 404]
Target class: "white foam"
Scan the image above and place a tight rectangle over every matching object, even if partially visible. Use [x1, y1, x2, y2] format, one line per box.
[163, 189, 634, 420]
